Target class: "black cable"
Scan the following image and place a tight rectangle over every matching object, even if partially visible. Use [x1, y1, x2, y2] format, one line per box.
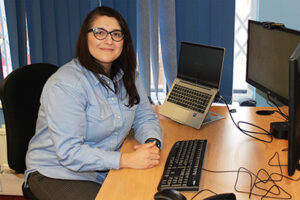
[190, 189, 217, 200]
[268, 151, 287, 167]
[251, 151, 299, 199]
[202, 167, 254, 195]
[218, 95, 273, 143]
[266, 94, 289, 121]
[200, 152, 300, 200]
[274, 110, 288, 121]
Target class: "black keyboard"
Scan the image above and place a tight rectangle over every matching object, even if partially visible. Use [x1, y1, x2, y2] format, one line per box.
[157, 139, 207, 191]
[167, 84, 212, 113]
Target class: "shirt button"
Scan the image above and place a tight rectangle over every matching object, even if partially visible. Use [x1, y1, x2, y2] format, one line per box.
[114, 132, 118, 135]
[111, 97, 114, 101]
[107, 81, 110, 84]
[117, 115, 121, 119]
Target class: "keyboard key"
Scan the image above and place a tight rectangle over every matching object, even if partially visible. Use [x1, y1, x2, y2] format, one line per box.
[157, 139, 207, 191]
[166, 84, 212, 113]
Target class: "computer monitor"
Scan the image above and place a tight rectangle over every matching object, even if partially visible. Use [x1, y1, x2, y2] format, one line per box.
[288, 43, 300, 176]
[246, 20, 300, 106]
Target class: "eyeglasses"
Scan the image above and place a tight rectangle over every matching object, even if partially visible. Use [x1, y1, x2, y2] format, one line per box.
[88, 27, 124, 42]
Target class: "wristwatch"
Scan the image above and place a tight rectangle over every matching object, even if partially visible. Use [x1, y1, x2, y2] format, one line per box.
[145, 138, 161, 149]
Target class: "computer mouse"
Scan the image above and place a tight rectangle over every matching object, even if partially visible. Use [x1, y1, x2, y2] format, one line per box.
[203, 193, 236, 200]
[239, 99, 256, 107]
[154, 189, 187, 200]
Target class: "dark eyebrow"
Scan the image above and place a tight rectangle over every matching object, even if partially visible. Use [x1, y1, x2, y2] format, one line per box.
[94, 27, 122, 32]
[110, 29, 123, 32]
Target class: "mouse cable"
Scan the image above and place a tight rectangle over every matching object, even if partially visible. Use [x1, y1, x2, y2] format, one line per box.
[190, 189, 217, 200]
[217, 95, 273, 143]
[201, 152, 300, 200]
[266, 94, 289, 121]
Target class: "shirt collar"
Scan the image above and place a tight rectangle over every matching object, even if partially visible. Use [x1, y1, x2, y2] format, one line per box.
[92, 68, 124, 86]
[113, 69, 124, 82]
[75, 58, 124, 86]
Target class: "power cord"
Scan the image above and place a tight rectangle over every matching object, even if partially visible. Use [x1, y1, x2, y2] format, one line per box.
[217, 95, 273, 143]
[197, 152, 300, 200]
[266, 94, 289, 121]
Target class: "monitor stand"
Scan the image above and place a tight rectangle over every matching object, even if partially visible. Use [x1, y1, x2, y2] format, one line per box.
[203, 111, 225, 125]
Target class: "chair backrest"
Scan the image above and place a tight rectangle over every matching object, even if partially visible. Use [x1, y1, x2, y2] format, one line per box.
[0, 63, 58, 173]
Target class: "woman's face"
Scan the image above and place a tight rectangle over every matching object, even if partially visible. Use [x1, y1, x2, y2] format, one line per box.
[88, 15, 124, 74]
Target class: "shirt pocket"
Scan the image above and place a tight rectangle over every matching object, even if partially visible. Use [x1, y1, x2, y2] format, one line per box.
[86, 102, 114, 142]
[122, 104, 137, 128]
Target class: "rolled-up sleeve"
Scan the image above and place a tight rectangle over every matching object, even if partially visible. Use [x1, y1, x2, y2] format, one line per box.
[131, 75, 162, 145]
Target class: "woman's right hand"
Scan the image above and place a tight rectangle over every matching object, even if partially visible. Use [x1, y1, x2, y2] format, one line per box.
[120, 141, 160, 169]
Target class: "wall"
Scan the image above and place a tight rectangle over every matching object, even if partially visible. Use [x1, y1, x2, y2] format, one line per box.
[254, 0, 300, 106]
[258, 0, 300, 30]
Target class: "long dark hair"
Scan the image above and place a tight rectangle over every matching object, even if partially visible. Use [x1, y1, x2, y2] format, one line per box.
[76, 6, 139, 107]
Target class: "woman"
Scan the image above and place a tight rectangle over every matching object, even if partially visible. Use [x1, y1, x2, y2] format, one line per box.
[25, 6, 162, 200]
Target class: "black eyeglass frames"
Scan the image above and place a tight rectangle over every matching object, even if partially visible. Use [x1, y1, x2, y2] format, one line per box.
[88, 27, 124, 42]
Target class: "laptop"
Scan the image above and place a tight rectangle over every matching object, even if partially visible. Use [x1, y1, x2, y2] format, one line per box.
[159, 41, 225, 129]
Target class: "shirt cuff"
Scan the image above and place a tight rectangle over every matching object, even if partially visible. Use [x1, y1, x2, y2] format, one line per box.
[102, 151, 122, 170]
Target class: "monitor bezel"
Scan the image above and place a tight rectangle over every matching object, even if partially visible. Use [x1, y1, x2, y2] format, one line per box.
[246, 20, 300, 105]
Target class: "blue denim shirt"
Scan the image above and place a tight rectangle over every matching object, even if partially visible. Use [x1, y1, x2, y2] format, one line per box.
[24, 58, 162, 184]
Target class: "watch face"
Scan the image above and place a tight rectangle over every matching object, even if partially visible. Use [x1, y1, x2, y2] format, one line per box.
[156, 140, 161, 148]
[154, 139, 161, 149]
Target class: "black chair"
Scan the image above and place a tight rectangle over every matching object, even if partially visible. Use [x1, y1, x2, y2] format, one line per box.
[0, 63, 58, 199]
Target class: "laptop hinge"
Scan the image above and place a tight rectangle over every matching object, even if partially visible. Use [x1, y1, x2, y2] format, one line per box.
[179, 79, 212, 91]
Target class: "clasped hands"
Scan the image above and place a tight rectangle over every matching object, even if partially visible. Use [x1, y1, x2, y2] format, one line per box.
[120, 141, 161, 169]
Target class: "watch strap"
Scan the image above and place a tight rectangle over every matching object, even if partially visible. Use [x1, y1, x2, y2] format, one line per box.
[145, 138, 161, 149]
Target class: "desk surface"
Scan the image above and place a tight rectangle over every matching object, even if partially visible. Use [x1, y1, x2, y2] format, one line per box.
[96, 106, 299, 200]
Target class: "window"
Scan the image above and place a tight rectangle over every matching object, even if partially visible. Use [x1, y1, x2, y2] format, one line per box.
[152, 1, 258, 105]
[150, 29, 166, 105]
[0, 0, 31, 83]
[233, 0, 257, 102]
[0, 0, 12, 80]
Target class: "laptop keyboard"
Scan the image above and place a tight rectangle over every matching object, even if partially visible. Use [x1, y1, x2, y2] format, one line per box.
[157, 139, 207, 191]
[166, 84, 212, 113]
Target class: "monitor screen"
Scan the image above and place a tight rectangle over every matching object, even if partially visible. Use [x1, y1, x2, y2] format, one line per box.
[177, 42, 225, 89]
[246, 20, 300, 105]
[288, 42, 300, 176]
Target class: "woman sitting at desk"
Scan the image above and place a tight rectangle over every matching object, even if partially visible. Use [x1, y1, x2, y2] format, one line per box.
[24, 6, 162, 200]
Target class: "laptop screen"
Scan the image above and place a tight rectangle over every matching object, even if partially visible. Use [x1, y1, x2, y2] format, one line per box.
[177, 42, 225, 89]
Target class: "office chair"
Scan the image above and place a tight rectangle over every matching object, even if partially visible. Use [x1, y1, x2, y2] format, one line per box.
[0, 63, 58, 199]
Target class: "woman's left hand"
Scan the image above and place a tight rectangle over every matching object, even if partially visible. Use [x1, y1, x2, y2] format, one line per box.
[120, 142, 160, 169]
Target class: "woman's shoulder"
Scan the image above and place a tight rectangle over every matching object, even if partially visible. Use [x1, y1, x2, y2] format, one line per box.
[58, 58, 84, 77]
[54, 59, 87, 79]
[46, 58, 92, 89]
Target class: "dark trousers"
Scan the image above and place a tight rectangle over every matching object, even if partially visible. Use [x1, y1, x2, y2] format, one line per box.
[27, 171, 101, 200]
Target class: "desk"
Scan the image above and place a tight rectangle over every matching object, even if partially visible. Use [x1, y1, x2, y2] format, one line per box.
[96, 106, 299, 200]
